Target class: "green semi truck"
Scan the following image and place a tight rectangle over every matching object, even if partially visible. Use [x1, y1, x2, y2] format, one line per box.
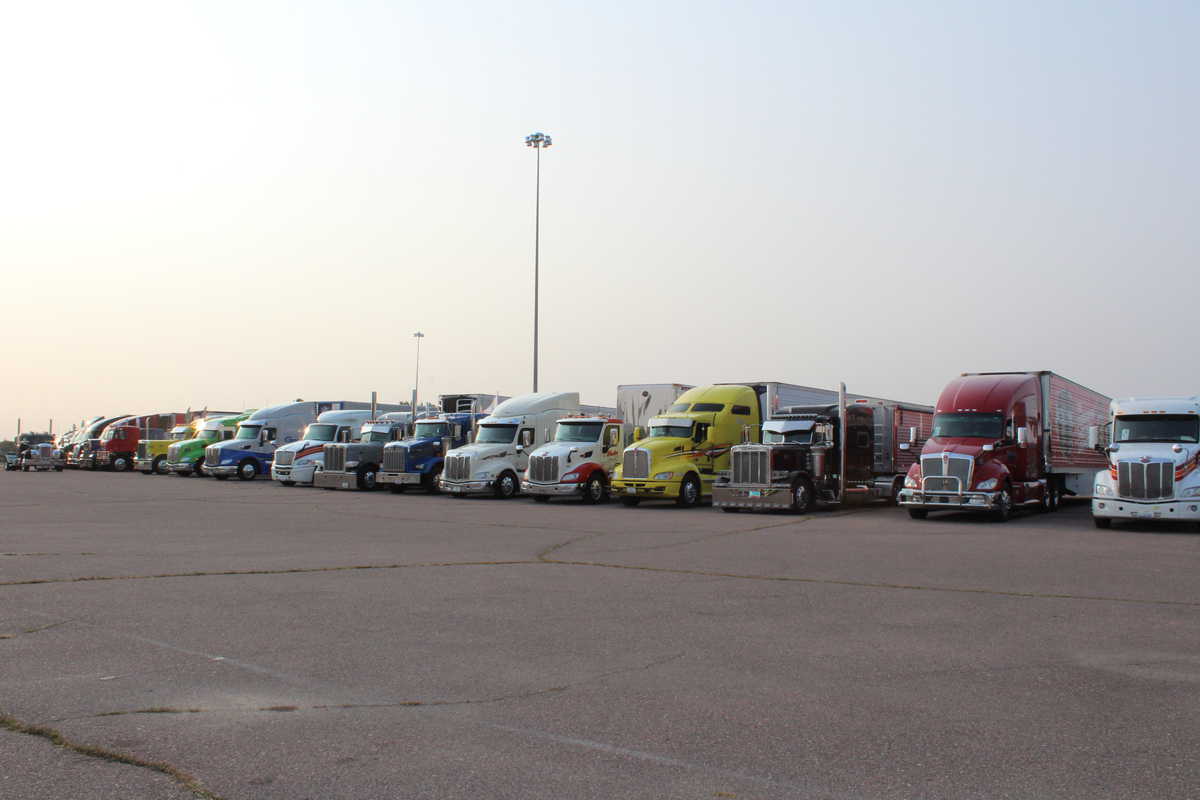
[166, 412, 253, 476]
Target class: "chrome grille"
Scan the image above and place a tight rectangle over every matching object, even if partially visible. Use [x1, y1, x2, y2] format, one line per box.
[274, 449, 295, 467]
[622, 448, 650, 479]
[137, 442, 149, 459]
[529, 454, 559, 483]
[1117, 460, 1174, 500]
[167, 443, 181, 462]
[205, 445, 222, 466]
[921, 454, 972, 492]
[323, 444, 346, 473]
[383, 446, 406, 472]
[731, 447, 769, 485]
[445, 454, 471, 481]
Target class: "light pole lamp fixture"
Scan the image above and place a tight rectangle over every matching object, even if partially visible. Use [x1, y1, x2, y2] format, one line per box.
[525, 131, 552, 392]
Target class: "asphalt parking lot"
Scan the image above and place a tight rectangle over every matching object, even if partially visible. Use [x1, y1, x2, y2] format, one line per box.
[2, 472, 1197, 800]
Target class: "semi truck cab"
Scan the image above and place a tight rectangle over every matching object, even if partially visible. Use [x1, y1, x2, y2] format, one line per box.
[1091, 396, 1200, 530]
[271, 410, 382, 487]
[522, 416, 629, 503]
[167, 413, 248, 476]
[311, 413, 413, 491]
[135, 423, 197, 475]
[378, 412, 481, 493]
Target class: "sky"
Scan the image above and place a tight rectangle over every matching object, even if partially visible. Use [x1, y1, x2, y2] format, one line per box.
[3, 0, 1197, 437]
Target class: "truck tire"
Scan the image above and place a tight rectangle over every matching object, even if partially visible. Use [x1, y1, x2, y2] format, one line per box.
[907, 508, 928, 520]
[620, 496, 641, 507]
[582, 473, 607, 504]
[676, 474, 701, 507]
[153, 456, 169, 475]
[356, 465, 378, 491]
[422, 464, 442, 494]
[237, 460, 258, 481]
[789, 478, 814, 513]
[1093, 517, 1112, 529]
[992, 484, 1013, 522]
[494, 471, 519, 499]
[112, 455, 132, 472]
[1047, 482, 1061, 511]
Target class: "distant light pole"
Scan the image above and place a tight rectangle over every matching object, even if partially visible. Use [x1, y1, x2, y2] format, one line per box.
[411, 331, 425, 418]
[525, 131, 552, 392]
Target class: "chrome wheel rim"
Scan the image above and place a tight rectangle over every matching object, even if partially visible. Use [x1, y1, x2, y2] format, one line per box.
[683, 480, 698, 504]
[500, 475, 515, 497]
[794, 483, 809, 510]
[588, 478, 603, 501]
[240, 463, 255, 479]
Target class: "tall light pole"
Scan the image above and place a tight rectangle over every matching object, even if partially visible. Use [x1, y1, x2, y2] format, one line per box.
[525, 131, 552, 392]
[411, 331, 425, 418]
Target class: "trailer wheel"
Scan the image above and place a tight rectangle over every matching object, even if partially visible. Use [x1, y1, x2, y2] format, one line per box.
[582, 473, 607, 504]
[789, 478, 814, 513]
[907, 508, 928, 520]
[356, 465, 378, 491]
[237, 460, 258, 481]
[676, 474, 701, 507]
[1093, 517, 1112, 529]
[494, 471, 519, 499]
[992, 484, 1013, 522]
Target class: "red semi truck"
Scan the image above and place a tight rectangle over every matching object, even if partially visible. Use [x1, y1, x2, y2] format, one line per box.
[94, 413, 188, 472]
[897, 371, 1110, 521]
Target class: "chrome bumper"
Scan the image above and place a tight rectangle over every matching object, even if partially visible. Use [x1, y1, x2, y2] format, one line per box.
[898, 489, 997, 509]
[522, 481, 583, 496]
[312, 471, 357, 489]
[206, 465, 238, 477]
[711, 484, 793, 510]
[134, 458, 155, 471]
[1092, 497, 1200, 521]
[378, 472, 423, 486]
[438, 479, 493, 495]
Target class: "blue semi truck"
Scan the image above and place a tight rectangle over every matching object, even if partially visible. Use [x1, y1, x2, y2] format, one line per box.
[377, 394, 503, 493]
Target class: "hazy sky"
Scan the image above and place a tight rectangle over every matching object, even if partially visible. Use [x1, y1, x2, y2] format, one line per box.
[4, 0, 1197, 437]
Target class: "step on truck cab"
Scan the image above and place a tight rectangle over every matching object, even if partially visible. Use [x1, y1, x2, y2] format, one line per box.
[521, 384, 691, 504]
[898, 371, 1110, 521]
[439, 392, 609, 498]
[611, 382, 843, 507]
[1090, 396, 1200, 530]
[271, 404, 406, 487]
[136, 411, 240, 475]
[96, 413, 188, 472]
[377, 394, 504, 493]
[206, 401, 376, 482]
[311, 412, 413, 490]
[712, 384, 933, 512]
[167, 412, 251, 476]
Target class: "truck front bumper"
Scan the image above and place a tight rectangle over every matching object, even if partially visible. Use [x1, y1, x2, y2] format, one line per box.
[94, 452, 113, 466]
[134, 458, 156, 472]
[206, 465, 239, 478]
[1092, 497, 1200, 522]
[522, 480, 584, 497]
[168, 460, 198, 474]
[712, 484, 792, 510]
[272, 463, 317, 485]
[312, 470, 358, 490]
[610, 478, 680, 500]
[438, 479, 494, 495]
[898, 489, 998, 510]
[379, 471, 424, 486]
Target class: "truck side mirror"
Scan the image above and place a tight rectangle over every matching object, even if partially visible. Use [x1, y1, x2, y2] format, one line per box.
[908, 427, 917, 445]
[1087, 426, 1100, 450]
[1017, 427, 1029, 447]
[633, 426, 644, 441]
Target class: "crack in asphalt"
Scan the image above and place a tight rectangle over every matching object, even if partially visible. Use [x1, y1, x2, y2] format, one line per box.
[0, 712, 226, 799]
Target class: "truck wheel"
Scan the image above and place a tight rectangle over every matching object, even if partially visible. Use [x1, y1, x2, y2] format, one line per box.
[356, 466, 378, 491]
[422, 464, 442, 494]
[992, 485, 1013, 522]
[789, 478, 814, 513]
[582, 473, 607, 504]
[1047, 483, 1060, 511]
[112, 455, 131, 472]
[620, 496, 641, 507]
[494, 471, 519, 499]
[1093, 517, 1112, 529]
[676, 474, 701, 507]
[907, 508, 928, 520]
[153, 456, 169, 475]
[237, 460, 258, 481]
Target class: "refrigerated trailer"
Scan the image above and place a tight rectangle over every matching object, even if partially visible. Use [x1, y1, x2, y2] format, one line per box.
[897, 371, 1110, 521]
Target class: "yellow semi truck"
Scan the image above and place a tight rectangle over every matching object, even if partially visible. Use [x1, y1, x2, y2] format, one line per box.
[610, 382, 846, 507]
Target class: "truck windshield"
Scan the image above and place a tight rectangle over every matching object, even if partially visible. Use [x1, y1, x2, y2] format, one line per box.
[764, 429, 813, 444]
[361, 431, 392, 443]
[556, 422, 603, 442]
[476, 424, 517, 444]
[668, 403, 690, 412]
[304, 424, 339, 442]
[932, 413, 1003, 439]
[649, 423, 693, 438]
[1115, 415, 1200, 443]
[235, 424, 262, 441]
[415, 422, 451, 439]
[171, 429, 190, 440]
[197, 430, 221, 442]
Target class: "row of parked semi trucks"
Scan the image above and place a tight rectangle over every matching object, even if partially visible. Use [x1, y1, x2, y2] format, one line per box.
[35, 372, 1200, 529]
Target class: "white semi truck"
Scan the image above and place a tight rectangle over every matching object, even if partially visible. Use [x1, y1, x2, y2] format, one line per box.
[438, 392, 615, 498]
[522, 384, 691, 503]
[1090, 396, 1200, 530]
[272, 406, 406, 487]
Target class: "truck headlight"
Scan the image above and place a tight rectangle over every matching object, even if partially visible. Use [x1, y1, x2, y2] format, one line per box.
[975, 478, 998, 491]
[653, 472, 674, 480]
[476, 471, 492, 480]
[1094, 484, 1113, 496]
[904, 475, 918, 489]
[1179, 486, 1200, 498]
